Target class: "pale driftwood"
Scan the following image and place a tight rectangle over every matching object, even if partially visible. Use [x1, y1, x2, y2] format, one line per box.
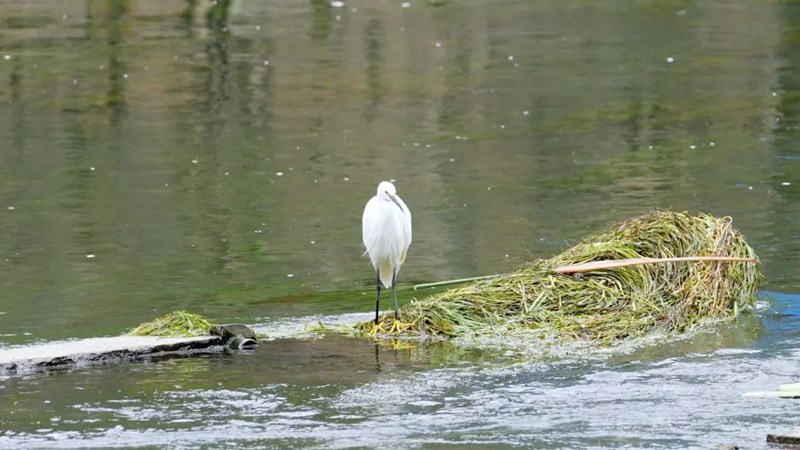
[554, 256, 757, 275]
[0, 323, 258, 376]
[0, 336, 224, 375]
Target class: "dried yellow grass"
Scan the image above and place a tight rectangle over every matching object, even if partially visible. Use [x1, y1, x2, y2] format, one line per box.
[358, 210, 763, 342]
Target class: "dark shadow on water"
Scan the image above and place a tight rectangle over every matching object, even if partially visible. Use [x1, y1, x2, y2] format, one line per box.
[205, 0, 231, 117]
[99, 0, 129, 126]
[756, 290, 800, 348]
[363, 18, 385, 123]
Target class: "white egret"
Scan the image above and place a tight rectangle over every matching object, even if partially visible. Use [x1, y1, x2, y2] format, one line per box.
[362, 181, 412, 324]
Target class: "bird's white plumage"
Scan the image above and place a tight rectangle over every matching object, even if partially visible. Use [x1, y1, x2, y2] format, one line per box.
[362, 181, 412, 288]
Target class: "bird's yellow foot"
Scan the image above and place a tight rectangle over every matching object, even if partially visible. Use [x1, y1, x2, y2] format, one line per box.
[368, 322, 386, 338]
[367, 319, 413, 337]
[388, 319, 414, 334]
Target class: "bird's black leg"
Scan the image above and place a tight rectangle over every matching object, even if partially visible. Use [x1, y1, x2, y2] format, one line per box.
[392, 269, 399, 320]
[374, 270, 382, 324]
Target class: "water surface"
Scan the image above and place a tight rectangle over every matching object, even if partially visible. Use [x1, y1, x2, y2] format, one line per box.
[1, 0, 800, 448]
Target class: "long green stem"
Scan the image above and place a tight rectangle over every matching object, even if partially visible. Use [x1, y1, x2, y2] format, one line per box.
[413, 275, 499, 290]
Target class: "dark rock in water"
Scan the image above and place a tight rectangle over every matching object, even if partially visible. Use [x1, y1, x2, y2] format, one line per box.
[768, 430, 800, 445]
[210, 324, 257, 340]
[227, 336, 258, 350]
[210, 323, 258, 350]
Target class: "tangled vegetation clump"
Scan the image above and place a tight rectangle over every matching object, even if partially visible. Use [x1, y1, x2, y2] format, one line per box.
[358, 211, 763, 342]
[128, 310, 214, 337]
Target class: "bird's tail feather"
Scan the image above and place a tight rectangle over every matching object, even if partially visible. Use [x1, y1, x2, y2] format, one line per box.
[378, 260, 394, 289]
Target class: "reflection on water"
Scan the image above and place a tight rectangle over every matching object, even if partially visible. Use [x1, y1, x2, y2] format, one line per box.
[0, 0, 796, 340]
[1, 0, 800, 448]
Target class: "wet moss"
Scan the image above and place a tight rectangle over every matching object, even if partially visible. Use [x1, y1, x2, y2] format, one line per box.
[128, 310, 214, 337]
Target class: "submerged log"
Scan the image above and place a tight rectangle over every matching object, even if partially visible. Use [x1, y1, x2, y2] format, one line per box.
[0, 323, 257, 376]
[0, 335, 223, 375]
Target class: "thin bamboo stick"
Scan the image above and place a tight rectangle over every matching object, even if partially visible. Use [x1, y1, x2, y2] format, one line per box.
[554, 256, 757, 275]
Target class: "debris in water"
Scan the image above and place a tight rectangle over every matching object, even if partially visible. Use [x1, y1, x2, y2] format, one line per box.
[358, 210, 762, 342]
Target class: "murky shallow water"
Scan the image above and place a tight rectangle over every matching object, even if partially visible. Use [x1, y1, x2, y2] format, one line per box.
[1, 298, 799, 449]
[2, 0, 800, 448]
[1, 308, 799, 449]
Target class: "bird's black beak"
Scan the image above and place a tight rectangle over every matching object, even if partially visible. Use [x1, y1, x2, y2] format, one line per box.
[387, 192, 405, 213]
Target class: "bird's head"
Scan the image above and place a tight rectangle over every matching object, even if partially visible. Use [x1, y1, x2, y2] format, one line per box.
[377, 181, 405, 212]
[377, 181, 396, 197]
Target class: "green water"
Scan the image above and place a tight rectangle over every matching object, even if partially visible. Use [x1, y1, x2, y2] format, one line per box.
[1, 0, 800, 448]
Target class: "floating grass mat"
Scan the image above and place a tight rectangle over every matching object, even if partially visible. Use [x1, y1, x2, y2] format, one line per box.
[358, 210, 763, 342]
[127, 310, 213, 338]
